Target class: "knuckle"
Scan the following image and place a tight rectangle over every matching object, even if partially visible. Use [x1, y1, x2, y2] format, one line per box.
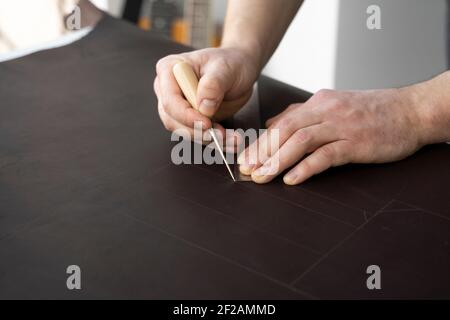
[327, 98, 345, 112]
[287, 103, 301, 112]
[275, 117, 293, 130]
[212, 56, 231, 72]
[300, 159, 313, 174]
[320, 98, 346, 117]
[156, 55, 176, 73]
[291, 129, 311, 145]
[156, 58, 167, 74]
[202, 77, 222, 93]
[161, 98, 170, 112]
[338, 145, 351, 164]
[162, 100, 177, 119]
[314, 89, 334, 101]
[319, 144, 336, 160]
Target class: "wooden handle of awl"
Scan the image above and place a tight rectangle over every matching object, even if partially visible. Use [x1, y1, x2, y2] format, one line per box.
[172, 61, 251, 121]
[172, 61, 200, 110]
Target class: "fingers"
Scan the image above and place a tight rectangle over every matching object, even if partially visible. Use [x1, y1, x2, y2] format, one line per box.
[197, 60, 236, 117]
[251, 124, 338, 184]
[283, 140, 351, 185]
[237, 138, 258, 174]
[222, 127, 244, 154]
[157, 99, 197, 139]
[238, 104, 321, 174]
[155, 56, 211, 129]
[159, 98, 241, 152]
[265, 103, 303, 128]
[155, 51, 262, 158]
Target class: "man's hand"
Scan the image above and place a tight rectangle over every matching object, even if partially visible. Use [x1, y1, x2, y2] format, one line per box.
[154, 47, 259, 140]
[154, 0, 304, 142]
[238, 86, 430, 185]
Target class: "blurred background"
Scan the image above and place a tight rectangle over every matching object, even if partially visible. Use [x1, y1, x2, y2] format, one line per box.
[0, 0, 448, 92]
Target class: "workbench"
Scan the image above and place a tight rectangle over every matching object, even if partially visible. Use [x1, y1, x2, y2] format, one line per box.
[0, 15, 449, 299]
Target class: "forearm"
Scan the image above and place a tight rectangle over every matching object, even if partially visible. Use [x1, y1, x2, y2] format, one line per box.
[407, 71, 450, 145]
[221, 0, 303, 72]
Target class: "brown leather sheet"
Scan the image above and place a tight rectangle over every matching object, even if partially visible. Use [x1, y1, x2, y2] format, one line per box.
[0, 15, 449, 299]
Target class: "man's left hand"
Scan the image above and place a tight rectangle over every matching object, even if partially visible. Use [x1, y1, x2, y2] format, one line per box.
[238, 87, 427, 185]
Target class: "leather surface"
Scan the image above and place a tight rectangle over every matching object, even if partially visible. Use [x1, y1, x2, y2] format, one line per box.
[0, 15, 449, 299]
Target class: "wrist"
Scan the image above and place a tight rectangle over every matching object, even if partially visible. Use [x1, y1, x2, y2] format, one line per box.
[220, 38, 265, 73]
[403, 72, 450, 146]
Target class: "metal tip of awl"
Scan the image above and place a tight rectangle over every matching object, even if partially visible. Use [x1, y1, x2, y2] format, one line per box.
[209, 128, 236, 182]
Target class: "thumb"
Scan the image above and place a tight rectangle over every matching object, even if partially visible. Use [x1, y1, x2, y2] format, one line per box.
[197, 63, 235, 118]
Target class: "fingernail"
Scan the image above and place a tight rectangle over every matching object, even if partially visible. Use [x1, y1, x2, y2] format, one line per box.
[239, 164, 254, 175]
[199, 99, 217, 115]
[253, 165, 270, 177]
[283, 173, 298, 185]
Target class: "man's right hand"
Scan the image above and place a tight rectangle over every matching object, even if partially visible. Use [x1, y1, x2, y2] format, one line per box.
[154, 47, 259, 140]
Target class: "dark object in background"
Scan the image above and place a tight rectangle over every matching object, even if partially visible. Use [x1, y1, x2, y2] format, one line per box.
[151, 0, 178, 38]
[185, 0, 212, 48]
[122, 0, 144, 24]
[0, 15, 449, 299]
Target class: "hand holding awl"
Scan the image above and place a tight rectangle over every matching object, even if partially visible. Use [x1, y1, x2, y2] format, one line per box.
[172, 61, 236, 181]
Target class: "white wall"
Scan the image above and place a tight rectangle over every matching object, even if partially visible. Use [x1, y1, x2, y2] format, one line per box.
[335, 0, 448, 90]
[262, 0, 339, 92]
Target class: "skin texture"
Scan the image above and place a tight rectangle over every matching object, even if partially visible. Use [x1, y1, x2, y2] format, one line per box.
[239, 72, 450, 185]
[155, 0, 450, 185]
[238, 87, 423, 185]
[154, 47, 259, 142]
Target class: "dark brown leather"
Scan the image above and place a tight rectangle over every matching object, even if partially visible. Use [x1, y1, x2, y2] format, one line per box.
[0, 15, 449, 299]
